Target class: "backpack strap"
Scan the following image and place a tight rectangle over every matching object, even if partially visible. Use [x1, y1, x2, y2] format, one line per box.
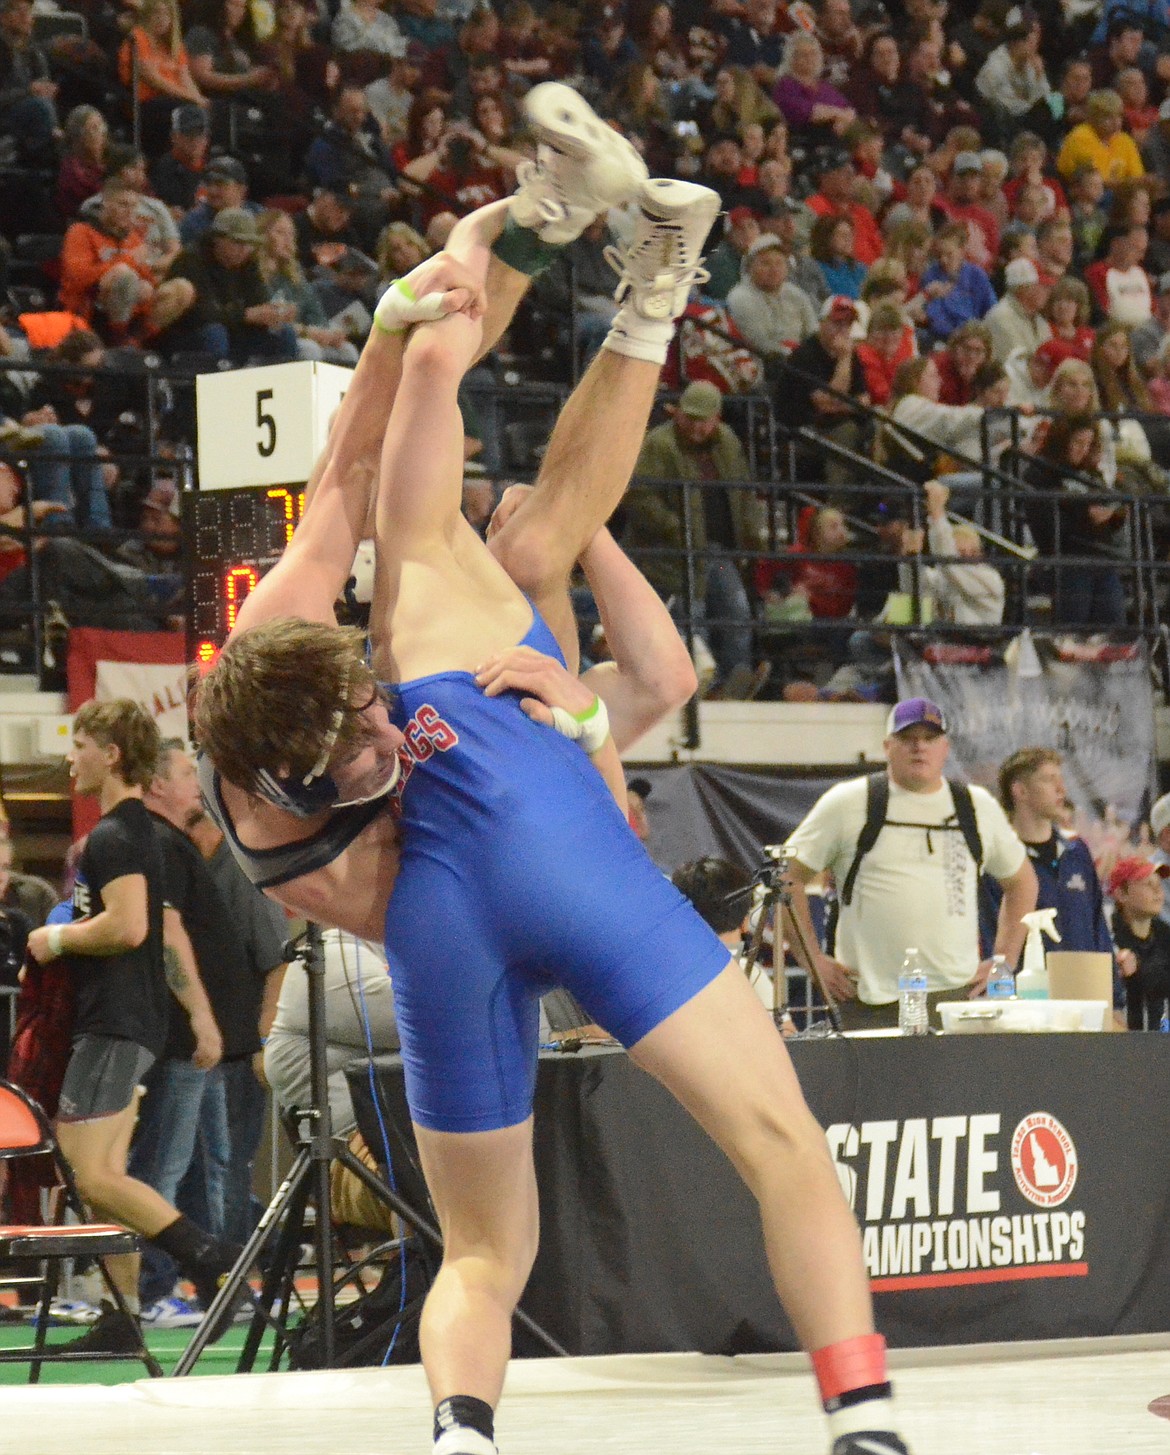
[841, 772, 889, 907]
[949, 778, 984, 870]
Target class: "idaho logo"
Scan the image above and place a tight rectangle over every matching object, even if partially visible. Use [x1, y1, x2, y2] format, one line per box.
[1011, 1112, 1078, 1208]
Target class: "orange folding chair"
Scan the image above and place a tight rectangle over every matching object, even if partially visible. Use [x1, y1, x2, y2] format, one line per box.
[0, 1079, 162, 1380]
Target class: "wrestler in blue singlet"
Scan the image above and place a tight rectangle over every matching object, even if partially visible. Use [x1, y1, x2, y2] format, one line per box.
[384, 608, 730, 1133]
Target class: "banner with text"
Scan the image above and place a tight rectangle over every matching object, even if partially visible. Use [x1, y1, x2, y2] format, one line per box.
[67, 628, 186, 837]
[894, 632, 1157, 836]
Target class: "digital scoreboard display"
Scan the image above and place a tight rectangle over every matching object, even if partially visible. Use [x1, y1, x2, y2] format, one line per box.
[183, 484, 305, 666]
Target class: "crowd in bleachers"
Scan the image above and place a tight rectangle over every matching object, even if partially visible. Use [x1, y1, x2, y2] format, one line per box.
[0, 0, 1169, 690]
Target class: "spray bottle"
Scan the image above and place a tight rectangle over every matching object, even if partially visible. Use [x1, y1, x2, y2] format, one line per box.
[1016, 907, 1060, 999]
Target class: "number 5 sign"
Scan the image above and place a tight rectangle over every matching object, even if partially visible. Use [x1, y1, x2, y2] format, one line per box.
[195, 360, 352, 491]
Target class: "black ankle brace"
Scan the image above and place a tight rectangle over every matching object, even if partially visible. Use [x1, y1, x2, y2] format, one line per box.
[434, 1395, 495, 1444]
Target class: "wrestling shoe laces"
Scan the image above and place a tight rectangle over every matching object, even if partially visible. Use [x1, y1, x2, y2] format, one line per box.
[832, 1433, 912, 1455]
[605, 179, 721, 321]
[511, 82, 647, 244]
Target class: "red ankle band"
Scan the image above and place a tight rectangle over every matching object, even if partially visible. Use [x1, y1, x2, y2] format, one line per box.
[810, 1332, 888, 1404]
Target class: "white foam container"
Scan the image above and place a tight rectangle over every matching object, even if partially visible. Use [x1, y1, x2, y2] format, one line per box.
[937, 998, 1110, 1034]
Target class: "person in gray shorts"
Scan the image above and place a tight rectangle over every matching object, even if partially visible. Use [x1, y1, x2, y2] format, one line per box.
[26, 699, 234, 1355]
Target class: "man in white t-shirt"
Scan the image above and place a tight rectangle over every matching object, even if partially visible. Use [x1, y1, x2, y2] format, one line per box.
[782, 697, 1037, 1030]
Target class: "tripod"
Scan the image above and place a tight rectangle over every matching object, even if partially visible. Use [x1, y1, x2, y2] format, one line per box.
[740, 846, 844, 1037]
[173, 922, 566, 1374]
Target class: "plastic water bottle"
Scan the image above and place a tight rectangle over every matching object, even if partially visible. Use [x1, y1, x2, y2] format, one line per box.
[986, 954, 1015, 1000]
[898, 949, 929, 1036]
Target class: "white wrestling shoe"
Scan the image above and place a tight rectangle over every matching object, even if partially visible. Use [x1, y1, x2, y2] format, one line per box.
[605, 178, 721, 322]
[510, 81, 648, 244]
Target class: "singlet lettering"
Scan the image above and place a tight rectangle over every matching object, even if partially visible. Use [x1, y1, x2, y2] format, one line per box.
[392, 703, 460, 805]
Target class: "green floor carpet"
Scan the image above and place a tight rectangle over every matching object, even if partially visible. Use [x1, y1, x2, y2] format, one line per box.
[0, 1323, 278, 1382]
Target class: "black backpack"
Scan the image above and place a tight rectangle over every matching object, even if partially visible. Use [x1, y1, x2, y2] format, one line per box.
[839, 772, 984, 907]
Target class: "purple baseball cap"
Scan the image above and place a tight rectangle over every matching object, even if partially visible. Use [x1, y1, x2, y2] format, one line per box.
[885, 697, 948, 736]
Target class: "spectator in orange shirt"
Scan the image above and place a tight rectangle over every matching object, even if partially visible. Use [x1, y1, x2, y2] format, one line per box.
[804, 147, 884, 266]
[59, 178, 193, 343]
[118, 0, 206, 156]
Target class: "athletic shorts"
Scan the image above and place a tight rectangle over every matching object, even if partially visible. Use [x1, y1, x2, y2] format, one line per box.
[57, 1034, 154, 1123]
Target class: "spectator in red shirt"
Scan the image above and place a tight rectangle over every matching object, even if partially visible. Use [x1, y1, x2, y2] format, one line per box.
[1002, 131, 1068, 219]
[805, 147, 884, 265]
[935, 321, 995, 405]
[856, 300, 917, 406]
[757, 504, 857, 621]
[937, 150, 1002, 269]
[1039, 277, 1095, 367]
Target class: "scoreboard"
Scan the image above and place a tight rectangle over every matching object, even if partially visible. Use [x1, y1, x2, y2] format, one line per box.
[184, 484, 304, 666]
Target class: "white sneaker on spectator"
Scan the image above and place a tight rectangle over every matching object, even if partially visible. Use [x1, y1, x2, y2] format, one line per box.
[141, 1293, 204, 1328]
[48, 1297, 101, 1325]
[605, 179, 720, 322]
[511, 82, 648, 244]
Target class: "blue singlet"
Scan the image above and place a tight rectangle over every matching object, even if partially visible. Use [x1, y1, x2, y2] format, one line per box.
[383, 608, 730, 1132]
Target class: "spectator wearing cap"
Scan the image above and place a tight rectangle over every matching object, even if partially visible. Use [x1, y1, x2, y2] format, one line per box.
[151, 105, 211, 213]
[178, 154, 256, 246]
[1084, 223, 1152, 326]
[983, 255, 1052, 363]
[117, 0, 206, 159]
[1057, 89, 1145, 186]
[936, 150, 1001, 271]
[161, 207, 298, 367]
[115, 479, 182, 603]
[59, 177, 195, 345]
[998, 747, 1116, 978]
[727, 233, 818, 357]
[627, 381, 767, 700]
[705, 207, 761, 301]
[804, 148, 884, 267]
[1111, 856, 1170, 1030]
[973, 9, 1052, 134]
[774, 295, 870, 488]
[1131, 270, 1170, 369]
[772, 32, 856, 147]
[917, 221, 997, 344]
[782, 696, 1035, 1029]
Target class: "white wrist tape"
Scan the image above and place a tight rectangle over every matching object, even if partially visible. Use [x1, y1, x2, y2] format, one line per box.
[550, 695, 610, 755]
[46, 923, 65, 958]
[372, 271, 454, 334]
